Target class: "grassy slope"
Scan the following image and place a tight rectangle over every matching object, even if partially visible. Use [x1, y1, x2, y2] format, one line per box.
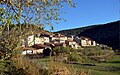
[32, 55, 120, 75]
[72, 55, 120, 75]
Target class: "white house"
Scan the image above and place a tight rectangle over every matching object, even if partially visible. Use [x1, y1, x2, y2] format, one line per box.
[21, 46, 45, 55]
[80, 36, 96, 46]
[51, 37, 59, 41]
[22, 34, 45, 47]
[35, 37, 44, 45]
[59, 36, 67, 41]
[65, 40, 80, 49]
[32, 49, 44, 54]
[43, 37, 50, 43]
[67, 37, 73, 41]
[59, 40, 65, 43]
[22, 48, 33, 55]
[27, 35, 34, 47]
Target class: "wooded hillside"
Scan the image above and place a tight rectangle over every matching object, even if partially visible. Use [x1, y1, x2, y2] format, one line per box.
[56, 21, 120, 50]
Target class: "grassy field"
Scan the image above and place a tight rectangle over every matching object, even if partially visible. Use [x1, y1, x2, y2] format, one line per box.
[32, 54, 120, 75]
[71, 55, 120, 75]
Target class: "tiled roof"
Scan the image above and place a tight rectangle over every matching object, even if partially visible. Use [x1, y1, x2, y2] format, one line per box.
[32, 44, 45, 49]
[54, 43, 64, 46]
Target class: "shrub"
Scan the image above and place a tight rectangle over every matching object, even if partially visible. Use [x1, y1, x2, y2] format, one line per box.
[47, 61, 77, 75]
[68, 53, 82, 62]
[0, 61, 26, 75]
[78, 46, 115, 62]
[53, 46, 77, 55]
[53, 46, 70, 54]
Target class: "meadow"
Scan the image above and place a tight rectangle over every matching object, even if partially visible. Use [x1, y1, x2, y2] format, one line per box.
[29, 54, 120, 75]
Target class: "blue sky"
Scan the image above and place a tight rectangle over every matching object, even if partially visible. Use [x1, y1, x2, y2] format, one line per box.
[47, 0, 119, 32]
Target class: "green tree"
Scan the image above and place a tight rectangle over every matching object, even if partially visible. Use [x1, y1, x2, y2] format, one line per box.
[0, 0, 75, 28]
[0, 0, 75, 74]
[0, 0, 75, 60]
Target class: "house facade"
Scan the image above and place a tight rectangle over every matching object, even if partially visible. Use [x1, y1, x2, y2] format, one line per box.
[65, 40, 80, 49]
[80, 36, 96, 46]
[59, 36, 67, 41]
[43, 37, 50, 43]
[51, 37, 59, 41]
[27, 35, 34, 47]
[34, 37, 44, 45]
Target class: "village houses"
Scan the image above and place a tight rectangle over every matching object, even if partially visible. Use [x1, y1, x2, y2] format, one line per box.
[21, 32, 96, 55]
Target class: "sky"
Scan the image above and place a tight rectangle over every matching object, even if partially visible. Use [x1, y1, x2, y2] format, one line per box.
[47, 0, 119, 32]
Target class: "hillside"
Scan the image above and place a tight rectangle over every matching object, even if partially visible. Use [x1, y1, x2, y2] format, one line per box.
[55, 25, 99, 36]
[56, 21, 120, 50]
